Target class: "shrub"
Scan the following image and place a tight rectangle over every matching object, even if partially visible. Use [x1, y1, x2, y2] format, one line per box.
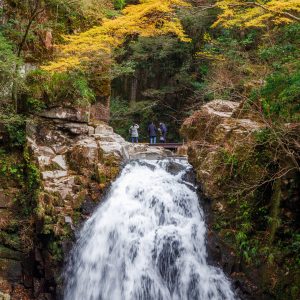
[25, 70, 96, 108]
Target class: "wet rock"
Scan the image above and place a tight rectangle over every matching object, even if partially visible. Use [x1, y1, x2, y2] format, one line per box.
[181, 168, 197, 186]
[204, 230, 259, 299]
[128, 144, 172, 160]
[165, 160, 186, 175]
[81, 196, 98, 216]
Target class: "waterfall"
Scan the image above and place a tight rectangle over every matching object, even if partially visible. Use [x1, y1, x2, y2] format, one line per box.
[64, 159, 236, 300]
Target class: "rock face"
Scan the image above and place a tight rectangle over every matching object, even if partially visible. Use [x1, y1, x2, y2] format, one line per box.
[181, 100, 266, 298]
[26, 111, 172, 298]
[0, 154, 32, 299]
[28, 117, 171, 206]
[181, 100, 300, 300]
[181, 100, 263, 200]
[38, 106, 90, 123]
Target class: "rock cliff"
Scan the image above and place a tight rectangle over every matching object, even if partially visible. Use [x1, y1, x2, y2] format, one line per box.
[181, 100, 300, 299]
[1, 107, 172, 299]
[181, 100, 264, 200]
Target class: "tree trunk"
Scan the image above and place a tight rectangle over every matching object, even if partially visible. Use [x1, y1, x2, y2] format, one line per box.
[130, 76, 138, 106]
[268, 179, 281, 245]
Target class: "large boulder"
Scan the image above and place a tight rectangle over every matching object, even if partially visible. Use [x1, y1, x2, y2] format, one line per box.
[181, 100, 240, 143]
[181, 100, 264, 199]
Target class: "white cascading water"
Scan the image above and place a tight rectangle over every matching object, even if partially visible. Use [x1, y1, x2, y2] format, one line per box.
[64, 159, 236, 300]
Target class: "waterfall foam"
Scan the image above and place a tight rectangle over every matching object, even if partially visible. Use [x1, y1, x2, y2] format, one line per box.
[64, 159, 236, 300]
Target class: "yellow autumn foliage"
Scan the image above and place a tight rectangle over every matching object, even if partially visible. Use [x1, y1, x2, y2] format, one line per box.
[213, 0, 300, 29]
[43, 0, 190, 72]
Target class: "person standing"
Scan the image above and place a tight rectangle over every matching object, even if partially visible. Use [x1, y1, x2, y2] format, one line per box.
[148, 122, 157, 144]
[158, 128, 164, 143]
[159, 122, 167, 143]
[129, 123, 139, 143]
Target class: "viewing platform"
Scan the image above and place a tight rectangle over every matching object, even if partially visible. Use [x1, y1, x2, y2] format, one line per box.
[147, 143, 183, 151]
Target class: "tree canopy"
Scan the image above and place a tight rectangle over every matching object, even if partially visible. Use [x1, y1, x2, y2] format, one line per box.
[213, 0, 300, 28]
[43, 0, 190, 72]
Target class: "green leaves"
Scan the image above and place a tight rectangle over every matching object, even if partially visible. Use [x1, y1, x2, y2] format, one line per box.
[0, 113, 26, 147]
[25, 69, 96, 107]
[261, 69, 300, 121]
[0, 33, 22, 111]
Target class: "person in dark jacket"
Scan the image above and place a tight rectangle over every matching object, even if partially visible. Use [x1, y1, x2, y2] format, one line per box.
[159, 122, 167, 143]
[148, 122, 157, 144]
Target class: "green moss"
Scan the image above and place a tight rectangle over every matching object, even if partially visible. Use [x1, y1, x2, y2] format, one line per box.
[0, 232, 20, 251]
[291, 285, 300, 300]
[72, 211, 81, 225]
[35, 202, 45, 220]
[44, 162, 61, 171]
[73, 190, 86, 209]
[48, 241, 63, 262]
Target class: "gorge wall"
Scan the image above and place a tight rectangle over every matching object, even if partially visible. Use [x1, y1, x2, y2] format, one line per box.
[0, 106, 172, 299]
[180, 100, 300, 300]
[1, 100, 299, 300]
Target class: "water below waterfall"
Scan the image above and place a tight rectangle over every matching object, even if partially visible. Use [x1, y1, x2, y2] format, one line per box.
[64, 159, 236, 300]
